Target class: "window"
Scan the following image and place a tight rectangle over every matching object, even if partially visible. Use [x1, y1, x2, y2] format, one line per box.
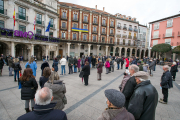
[91, 45, 93, 50]
[167, 19, 173, 27]
[73, 33, 76, 40]
[128, 40, 131, 44]
[153, 31, 159, 38]
[62, 22, 66, 28]
[18, 7, 26, 20]
[36, 13, 42, 24]
[81, 45, 84, 49]
[83, 34, 87, 40]
[165, 29, 172, 37]
[129, 17, 131, 20]
[84, 16, 87, 22]
[99, 46, 101, 50]
[93, 36, 96, 41]
[73, 23, 77, 28]
[36, 29, 41, 35]
[102, 37, 105, 42]
[93, 26, 96, 32]
[165, 39, 171, 45]
[49, 32, 53, 37]
[84, 25, 87, 29]
[153, 40, 158, 46]
[70, 44, 75, 49]
[73, 14, 77, 20]
[118, 23, 120, 27]
[110, 29, 113, 34]
[103, 19, 105, 25]
[111, 21, 114, 26]
[62, 32, 65, 38]
[94, 17, 97, 23]
[0, 20, 4, 28]
[110, 38, 113, 43]
[19, 25, 26, 32]
[0, 0, 4, 14]
[102, 28, 105, 33]
[154, 23, 159, 30]
[123, 39, 125, 45]
[50, 18, 54, 27]
[62, 12, 66, 18]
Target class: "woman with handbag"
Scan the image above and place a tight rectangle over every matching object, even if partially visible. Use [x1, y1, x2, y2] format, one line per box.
[82, 61, 90, 86]
[97, 60, 103, 80]
[14, 58, 22, 82]
[20, 68, 38, 113]
[44, 71, 67, 110]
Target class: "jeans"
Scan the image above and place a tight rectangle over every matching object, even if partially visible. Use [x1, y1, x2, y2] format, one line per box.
[3, 59, 6, 65]
[117, 64, 120, 69]
[81, 64, 84, 68]
[25, 99, 35, 108]
[61, 65, 66, 74]
[150, 69, 153, 76]
[9, 67, 13, 75]
[74, 65, 77, 72]
[14, 70, 19, 79]
[162, 88, 168, 102]
[154, 65, 156, 71]
[89, 64, 91, 68]
[69, 66, 73, 74]
[43, 59, 45, 61]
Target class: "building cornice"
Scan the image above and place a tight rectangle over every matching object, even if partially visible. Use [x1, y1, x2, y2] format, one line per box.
[116, 17, 139, 24]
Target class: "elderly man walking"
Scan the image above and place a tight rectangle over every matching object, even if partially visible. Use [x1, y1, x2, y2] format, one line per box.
[17, 87, 67, 120]
[122, 64, 139, 108]
[159, 65, 173, 104]
[128, 71, 158, 120]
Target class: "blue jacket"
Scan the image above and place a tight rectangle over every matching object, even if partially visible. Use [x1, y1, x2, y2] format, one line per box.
[25, 61, 37, 76]
[52, 60, 58, 72]
[17, 103, 67, 120]
[88, 56, 92, 63]
[131, 59, 137, 65]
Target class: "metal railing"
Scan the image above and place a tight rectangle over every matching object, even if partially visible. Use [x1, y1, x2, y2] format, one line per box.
[102, 23, 107, 27]
[117, 26, 121, 29]
[61, 16, 68, 20]
[0, 9, 7, 15]
[163, 32, 174, 38]
[134, 28, 138, 32]
[122, 35, 127, 38]
[16, 13, 28, 21]
[83, 20, 89, 24]
[129, 27, 133, 31]
[128, 35, 132, 39]
[123, 26, 127, 30]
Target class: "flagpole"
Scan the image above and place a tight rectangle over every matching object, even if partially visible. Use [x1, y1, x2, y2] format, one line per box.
[13, 5, 15, 38]
[48, 32, 49, 42]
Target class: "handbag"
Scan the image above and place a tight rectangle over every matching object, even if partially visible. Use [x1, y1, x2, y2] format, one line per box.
[79, 71, 84, 78]
[62, 95, 67, 104]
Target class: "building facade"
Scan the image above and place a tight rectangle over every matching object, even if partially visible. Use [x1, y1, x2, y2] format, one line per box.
[0, 0, 59, 60]
[149, 13, 180, 60]
[58, 3, 115, 57]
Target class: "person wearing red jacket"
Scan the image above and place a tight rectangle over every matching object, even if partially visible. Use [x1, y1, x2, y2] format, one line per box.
[125, 57, 129, 69]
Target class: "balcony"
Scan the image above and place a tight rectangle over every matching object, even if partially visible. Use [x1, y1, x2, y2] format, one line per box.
[133, 36, 137, 40]
[122, 35, 127, 39]
[129, 27, 133, 31]
[110, 40, 113, 44]
[117, 26, 121, 29]
[61, 16, 68, 20]
[93, 39, 97, 42]
[83, 20, 89, 24]
[134, 28, 138, 32]
[50, 24, 55, 29]
[72, 37, 77, 40]
[60, 26, 67, 31]
[83, 38, 87, 41]
[178, 32, 180, 37]
[102, 23, 106, 27]
[61, 36, 66, 39]
[152, 35, 160, 39]
[110, 25, 115, 28]
[102, 40, 105, 43]
[109, 33, 114, 37]
[128, 35, 132, 39]
[0, 9, 9, 19]
[72, 18, 78, 22]
[101, 32, 106, 36]
[16, 13, 29, 24]
[114, 42, 120, 45]
[116, 34, 121, 38]
[92, 31, 98, 34]
[163, 33, 174, 38]
[123, 26, 127, 30]
[93, 22, 98, 25]
[128, 43, 131, 46]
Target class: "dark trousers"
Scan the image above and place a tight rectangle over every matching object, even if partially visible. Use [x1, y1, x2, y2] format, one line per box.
[69, 66, 73, 74]
[162, 88, 168, 102]
[84, 75, 89, 85]
[126, 67, 128, 69]
[121, 64, 123, 69]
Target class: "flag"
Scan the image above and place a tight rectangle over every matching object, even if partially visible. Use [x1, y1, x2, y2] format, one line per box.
[13, 7, 15, 26]
[45, 20, 51, 32]
[34, 16, 36, 30]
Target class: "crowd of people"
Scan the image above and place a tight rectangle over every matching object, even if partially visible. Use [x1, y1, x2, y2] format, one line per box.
[0, 53, 179, 120]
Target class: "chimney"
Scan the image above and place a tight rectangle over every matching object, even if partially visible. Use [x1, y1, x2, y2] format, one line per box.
[103, 7, 105, 12]
[95, 5, 97, 9]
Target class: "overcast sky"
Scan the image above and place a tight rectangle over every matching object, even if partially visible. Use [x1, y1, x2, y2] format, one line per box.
[59, 0, 180, 25]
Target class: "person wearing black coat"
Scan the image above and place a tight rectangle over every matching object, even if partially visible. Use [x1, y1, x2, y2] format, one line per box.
[20, 68, 38, 113]
[52, 58, 58, 72]
[73, 57, 78, 73]
[13, 58, 22, 82]
[39, 67, 51, 88]
[128, 71, 158, 120]
[0, 57, 4, 76]
[41, 61, 49, 76]
[170, 62, 178, 81]
[120, 57, 124, 69]
[82, 61, 90, 86]
[91, 56, 96, 68]
[159, 65, 173, 104]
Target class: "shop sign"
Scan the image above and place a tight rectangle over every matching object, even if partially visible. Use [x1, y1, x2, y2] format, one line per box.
[14, 30, 34, 39]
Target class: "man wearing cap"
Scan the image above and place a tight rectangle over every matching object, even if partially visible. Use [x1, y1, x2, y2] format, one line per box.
[137, 60, 143, 71]
[128, 71, 158, 120]
[98, 89, 135, 120]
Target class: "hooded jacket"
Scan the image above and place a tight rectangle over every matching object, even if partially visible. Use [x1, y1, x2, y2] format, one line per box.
[161, 70, 173, 89]
[128, 80, 158, 120]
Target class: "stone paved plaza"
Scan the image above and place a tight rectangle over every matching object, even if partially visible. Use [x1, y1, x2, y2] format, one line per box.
[0, 61, 180, 120]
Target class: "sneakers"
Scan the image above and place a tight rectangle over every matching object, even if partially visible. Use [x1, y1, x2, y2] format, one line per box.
[159, 99, 167, 104]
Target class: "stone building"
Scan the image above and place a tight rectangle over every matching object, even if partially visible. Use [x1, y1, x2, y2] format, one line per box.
[0, 0, 59, 60]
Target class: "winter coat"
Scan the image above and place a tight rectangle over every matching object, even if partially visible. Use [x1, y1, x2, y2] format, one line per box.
[60, 58, 67, 65]
[105, 61, 110, 68]
[125, 58, 129, 68]
[128, 80, 158, 120]
[39, 76, 49, 88]
[122, 76, 137, 108]
[81, 57, 85, 65]
[25, 61, 37, 77]
[97, 62, 103, 73]
[85, 58, 88, 63]
[41, 62, 49, 74]
[17, 103, 67, 120]
[98, 107, 135, 120]
[120, 58, 124, 64]
[20, 78, 38, 100]
[77, 59, 81, 68]
[68, 57, 74, 66]
[14, 62, 21, 71]
[0, 59, 4, 69]
[88, 56, 92, 63]
[52, 60, 58, 72]
[149, 61, 155, 70]
[119, 75, 131, 92]
[161, 70, 173, 89]
[138, 64, 143, 71]
[131, 59, 137, 65]
[8, 59, 13, 67]
[170, 65, 178, 76]
[92, 58, 96, 66]
[116, 58, 121, 64]
[73, 58, 78, 65]
[44, 80, 66, 110]
[82, 65, 90, 76]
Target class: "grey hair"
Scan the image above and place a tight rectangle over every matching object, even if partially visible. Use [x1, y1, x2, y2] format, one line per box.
[35, 87, 52, 105]
[129, 64, 139, 73]
[163, 65, 169, 70]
